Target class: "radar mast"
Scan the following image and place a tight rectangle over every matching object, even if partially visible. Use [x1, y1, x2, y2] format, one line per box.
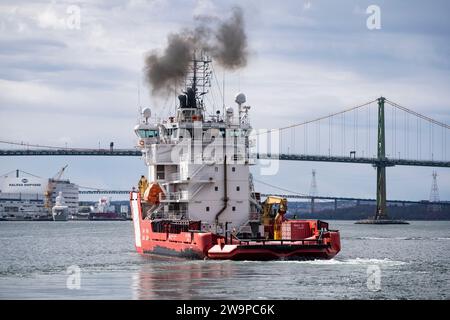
[185, 51, 212, 111]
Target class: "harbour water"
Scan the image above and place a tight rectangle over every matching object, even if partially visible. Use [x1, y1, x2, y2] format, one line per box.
[0, 221, 448, 299]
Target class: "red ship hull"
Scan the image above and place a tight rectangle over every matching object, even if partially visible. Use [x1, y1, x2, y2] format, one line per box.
[136, 219, 219, 259]
[131, 193, 340, 260]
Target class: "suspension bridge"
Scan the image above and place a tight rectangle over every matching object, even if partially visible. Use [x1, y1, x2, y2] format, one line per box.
[1, 97, 449, 220]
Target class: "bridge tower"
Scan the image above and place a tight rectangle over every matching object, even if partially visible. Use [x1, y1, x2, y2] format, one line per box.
[309, 169, 318, 197]
[375, 97, 388, 220]
[358, 96, 408, 224]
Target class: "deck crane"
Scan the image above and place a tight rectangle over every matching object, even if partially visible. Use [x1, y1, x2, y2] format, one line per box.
[261, 196, 287, 240]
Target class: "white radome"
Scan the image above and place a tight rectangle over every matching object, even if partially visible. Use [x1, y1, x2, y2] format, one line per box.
[235, 92, 246, 105]
[142, 107, 151, 119]
[226, 107, 234, 115]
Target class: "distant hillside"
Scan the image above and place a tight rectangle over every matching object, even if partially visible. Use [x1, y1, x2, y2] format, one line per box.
[287, 203, 450, 220]
[80, 200, 450, 220]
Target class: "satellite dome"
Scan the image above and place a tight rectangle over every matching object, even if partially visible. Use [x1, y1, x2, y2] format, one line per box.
[142, 107, 151, 119]
[235, 92, 246, 105]
[226, 107, 234, 115]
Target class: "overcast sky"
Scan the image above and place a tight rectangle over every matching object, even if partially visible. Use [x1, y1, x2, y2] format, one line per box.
[0, 0, 449, 202]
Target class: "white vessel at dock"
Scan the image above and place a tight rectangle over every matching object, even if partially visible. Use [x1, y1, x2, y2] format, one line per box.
[51, 192, 69, 221]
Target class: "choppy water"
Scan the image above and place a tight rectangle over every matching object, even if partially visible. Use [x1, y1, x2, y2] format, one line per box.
[0, 221, 448, 299]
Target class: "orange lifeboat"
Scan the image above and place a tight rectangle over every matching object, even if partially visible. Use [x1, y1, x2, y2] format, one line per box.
[143, 183, 163, 204]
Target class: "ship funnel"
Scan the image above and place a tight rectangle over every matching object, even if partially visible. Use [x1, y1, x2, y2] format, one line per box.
[178, 95, 187, 108]
[187, 87, 197, 108]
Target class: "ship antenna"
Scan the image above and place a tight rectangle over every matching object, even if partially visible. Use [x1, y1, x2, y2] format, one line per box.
[137, 79, 142, 123]
[138, 81, 141, 107]
[222, 70, 225, 115]
[192, 51, 197, 93]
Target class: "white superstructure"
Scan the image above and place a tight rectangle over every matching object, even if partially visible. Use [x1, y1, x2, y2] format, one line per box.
[135, 53, 259, 235]
[90, 197, 115, 213]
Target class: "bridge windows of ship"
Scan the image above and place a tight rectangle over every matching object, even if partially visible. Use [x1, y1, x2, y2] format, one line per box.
[206, 207, 210, 212]
[236, 186, 240, 191]
[137, 129, 159, 138]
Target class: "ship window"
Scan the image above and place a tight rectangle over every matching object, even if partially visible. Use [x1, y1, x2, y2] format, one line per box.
[232, 167, 236, 172]
[232, 206, 236, 211]
[137, 129, 158, 138]
[215, 167, 218, 172]
[206, 206, 210, 212]
[215, 186, 218, 191]
[156, 165, 165, 180]
[236, 186, 240, 191]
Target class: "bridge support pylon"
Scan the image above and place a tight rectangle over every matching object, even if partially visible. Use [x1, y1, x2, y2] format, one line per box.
[356, 97, 408, 224]
[375, 96, 388, 219]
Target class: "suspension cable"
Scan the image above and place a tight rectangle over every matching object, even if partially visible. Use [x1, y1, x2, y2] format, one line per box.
[253, 178, 309, 196]
[386, 99, 450, 129]
[256, 99, 377, 136]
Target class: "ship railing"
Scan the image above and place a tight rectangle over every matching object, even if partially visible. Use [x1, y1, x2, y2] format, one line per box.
[169, 173, 182, 181]
[167, 172, 213, 183]
[178, 116, 203, 123]
[180, 154, 211, 164]
[165, 211, 189, 220]
[201, 155, 218, 163]
[249, 212, 260, 220]
[159, 191, 189, 201]
[226, 235, 328, 247]
[235, 213, 260, 235]
[179, 153, 248, 164]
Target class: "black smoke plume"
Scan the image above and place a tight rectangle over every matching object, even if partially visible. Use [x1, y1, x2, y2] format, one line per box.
[210, 7, 247, 69]
[144, 6, 248, 95]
